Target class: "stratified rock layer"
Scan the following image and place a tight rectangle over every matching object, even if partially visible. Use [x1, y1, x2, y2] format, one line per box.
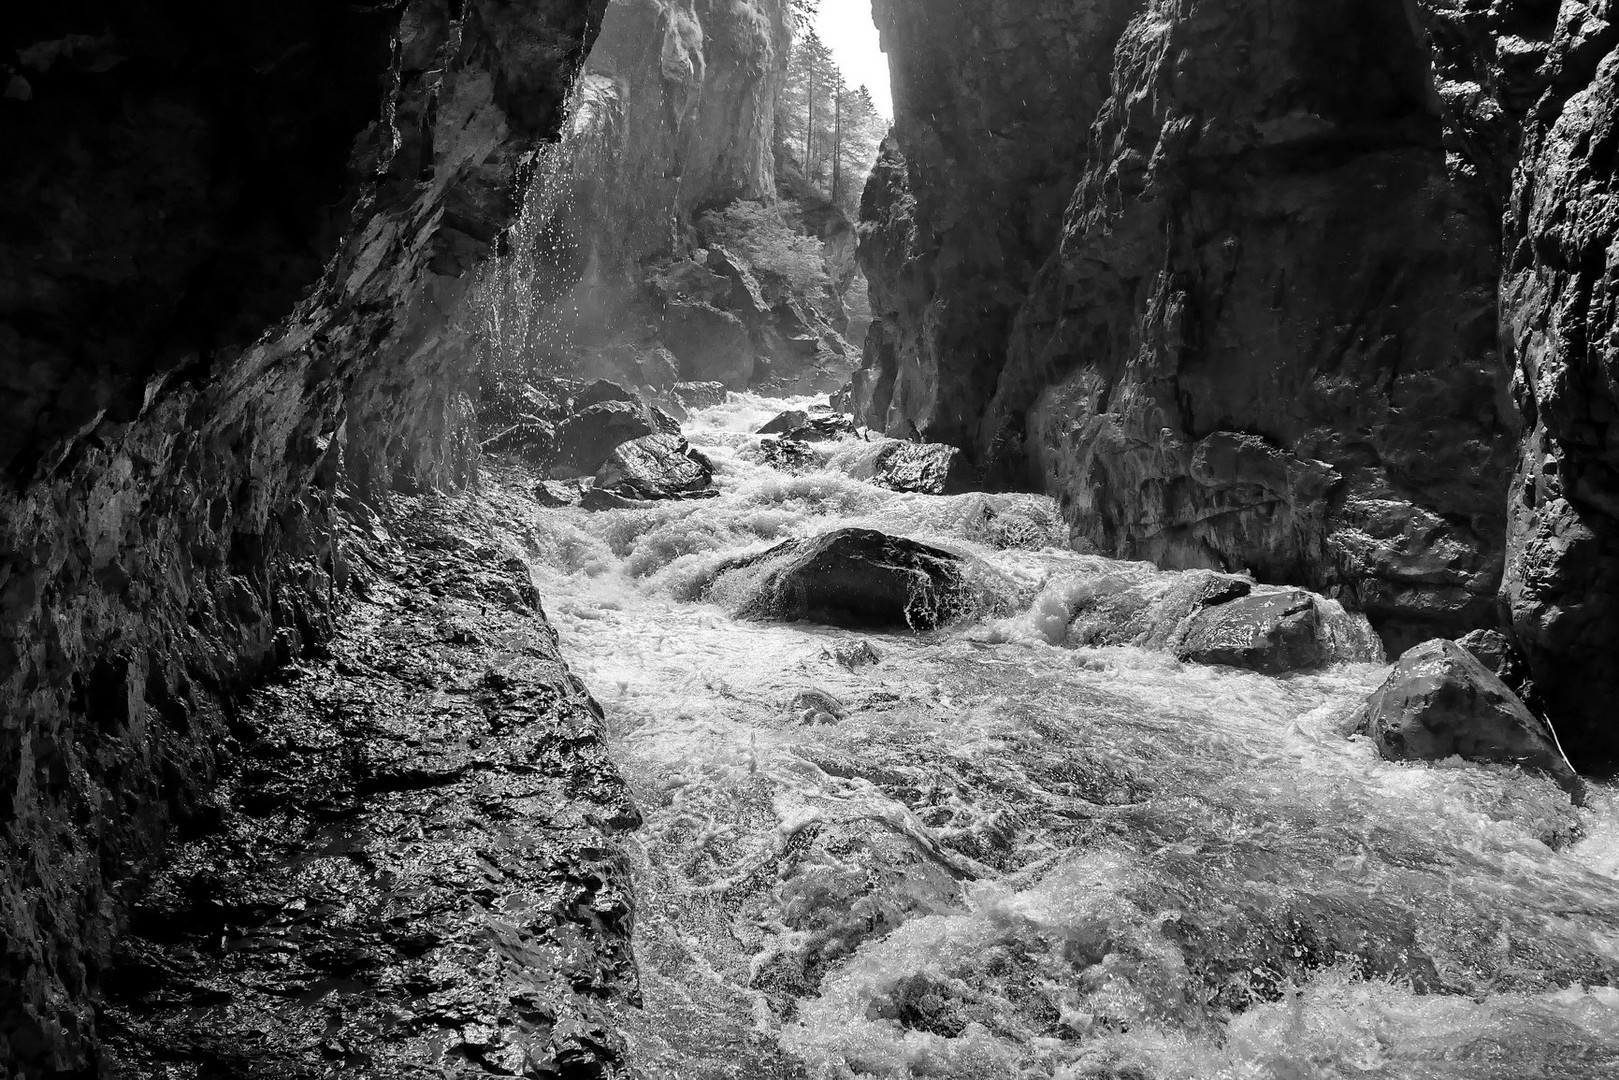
[0, 1, 606, 1070]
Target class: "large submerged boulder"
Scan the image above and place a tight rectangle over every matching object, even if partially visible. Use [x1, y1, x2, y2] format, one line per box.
[715, 528, 971, 630]
[1354, 640, 1581, 799]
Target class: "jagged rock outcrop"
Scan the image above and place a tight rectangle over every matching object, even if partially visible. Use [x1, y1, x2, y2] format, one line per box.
[859, 0, 1619, 757]
[0, 1, 607, 1071]
[860, 0, 1513, 654]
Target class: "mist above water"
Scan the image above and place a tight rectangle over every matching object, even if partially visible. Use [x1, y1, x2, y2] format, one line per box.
[502, 393, 1619, 1078]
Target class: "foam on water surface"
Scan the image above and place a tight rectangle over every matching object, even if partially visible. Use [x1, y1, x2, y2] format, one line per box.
[505, 393, 1619, 1078]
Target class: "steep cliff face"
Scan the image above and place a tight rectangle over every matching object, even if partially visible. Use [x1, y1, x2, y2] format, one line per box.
[485, 0, 857, 394]
[0, 1, 605, 1071]
[861, 0, 1515, 652]
[1463, 4, 1619, 762]
[858, 0, 1137, 450]
[860, 0, 1619, 756]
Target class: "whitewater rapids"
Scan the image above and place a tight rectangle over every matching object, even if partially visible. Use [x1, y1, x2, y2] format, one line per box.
[507, 393, 1619, 1080]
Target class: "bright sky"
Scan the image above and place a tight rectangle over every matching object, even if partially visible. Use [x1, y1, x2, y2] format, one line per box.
[814, 0, 893, 117]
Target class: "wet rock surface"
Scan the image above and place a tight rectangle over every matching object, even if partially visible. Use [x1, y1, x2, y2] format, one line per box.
[857, 0, 1513, 652]
[671, 380, 729, 412]
[0, 0, 606, 1069]
[552, 399, 683, 475]
[1060, 569, 1385, 673]
[100, 472, 639, 1075]
[716, 528, 972, 630]
[1179, 590, 1350, 676]
[594, 433, 715, 500]
[1355, 639, 1580, 799]
[853, 440, 975, 496]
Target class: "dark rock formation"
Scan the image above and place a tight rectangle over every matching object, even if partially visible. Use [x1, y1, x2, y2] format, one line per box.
[553, 398, 682, 474]
[1355, 639, 1581, 799]
[595, 432, 715, 498]
[859, 0, 1619, 759]
[758, 409, 813, 435]
[101, 476, 641, 1076]
[760, 436, 819, 474]
[1062, 570, 1384, 671]
[849, 440, 975, 496]
[716, 528, 971, 630]
[0, 0, 607, 1071]
[1179, 590, 1351, 676]
[661, 300, 758, 387]
[859, 0, 1512, 654]
[1454, 627, 1528, 688]
[672, 380, 729, 412]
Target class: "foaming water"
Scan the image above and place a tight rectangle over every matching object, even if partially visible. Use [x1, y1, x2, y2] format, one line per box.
[506, 393, 1619, 1078]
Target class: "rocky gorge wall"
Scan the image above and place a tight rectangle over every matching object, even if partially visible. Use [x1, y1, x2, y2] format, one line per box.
[857, 0, 1619, 761]
[485, 0, 859, 395]
[0, 1, 605, 1071]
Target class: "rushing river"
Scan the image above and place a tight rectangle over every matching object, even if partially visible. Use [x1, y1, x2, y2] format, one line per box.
[513, 393, 1619, 1079]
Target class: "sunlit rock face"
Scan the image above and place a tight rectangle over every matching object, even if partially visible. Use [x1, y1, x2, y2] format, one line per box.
[859, 0, 1522, 654]
[534, 0, 858, 393]
[0, 0, 604, 1069]
[574, 0, 789, 262]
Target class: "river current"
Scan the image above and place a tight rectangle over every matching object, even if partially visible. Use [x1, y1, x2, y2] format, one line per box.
[513, 393, 1619, 1079]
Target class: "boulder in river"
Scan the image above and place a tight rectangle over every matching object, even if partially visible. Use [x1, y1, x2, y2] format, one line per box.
[1177, 588, 1373, 675]
[553, 399, 681, 475]
[594, 433, 714, 500]
[760, 436, 817, 474]
[850, 440, 974, 495]
[757, 409, 811, 436]
[532, 478, 586, 508]
[1354, 639, 1582, 799]
[672, 380, 728, 412]
[718, 528, 971, 630]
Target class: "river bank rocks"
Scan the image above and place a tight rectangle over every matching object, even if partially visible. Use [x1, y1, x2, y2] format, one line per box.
[1354, 639, 1582, 800]
[715, 528, 973, 630]
[0, 0, 607, 1068]
[551, 397, 683, 476]
[97, 471, 640, 1075]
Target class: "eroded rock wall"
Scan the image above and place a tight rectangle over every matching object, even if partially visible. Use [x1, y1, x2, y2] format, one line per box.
[859, 0, 1518, 648]
[861, 0, 1619, 756]
[0, 1, 605, 1071]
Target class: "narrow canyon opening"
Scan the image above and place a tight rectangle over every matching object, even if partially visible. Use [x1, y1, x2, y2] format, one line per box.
[4, 1, 1619, 1078]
